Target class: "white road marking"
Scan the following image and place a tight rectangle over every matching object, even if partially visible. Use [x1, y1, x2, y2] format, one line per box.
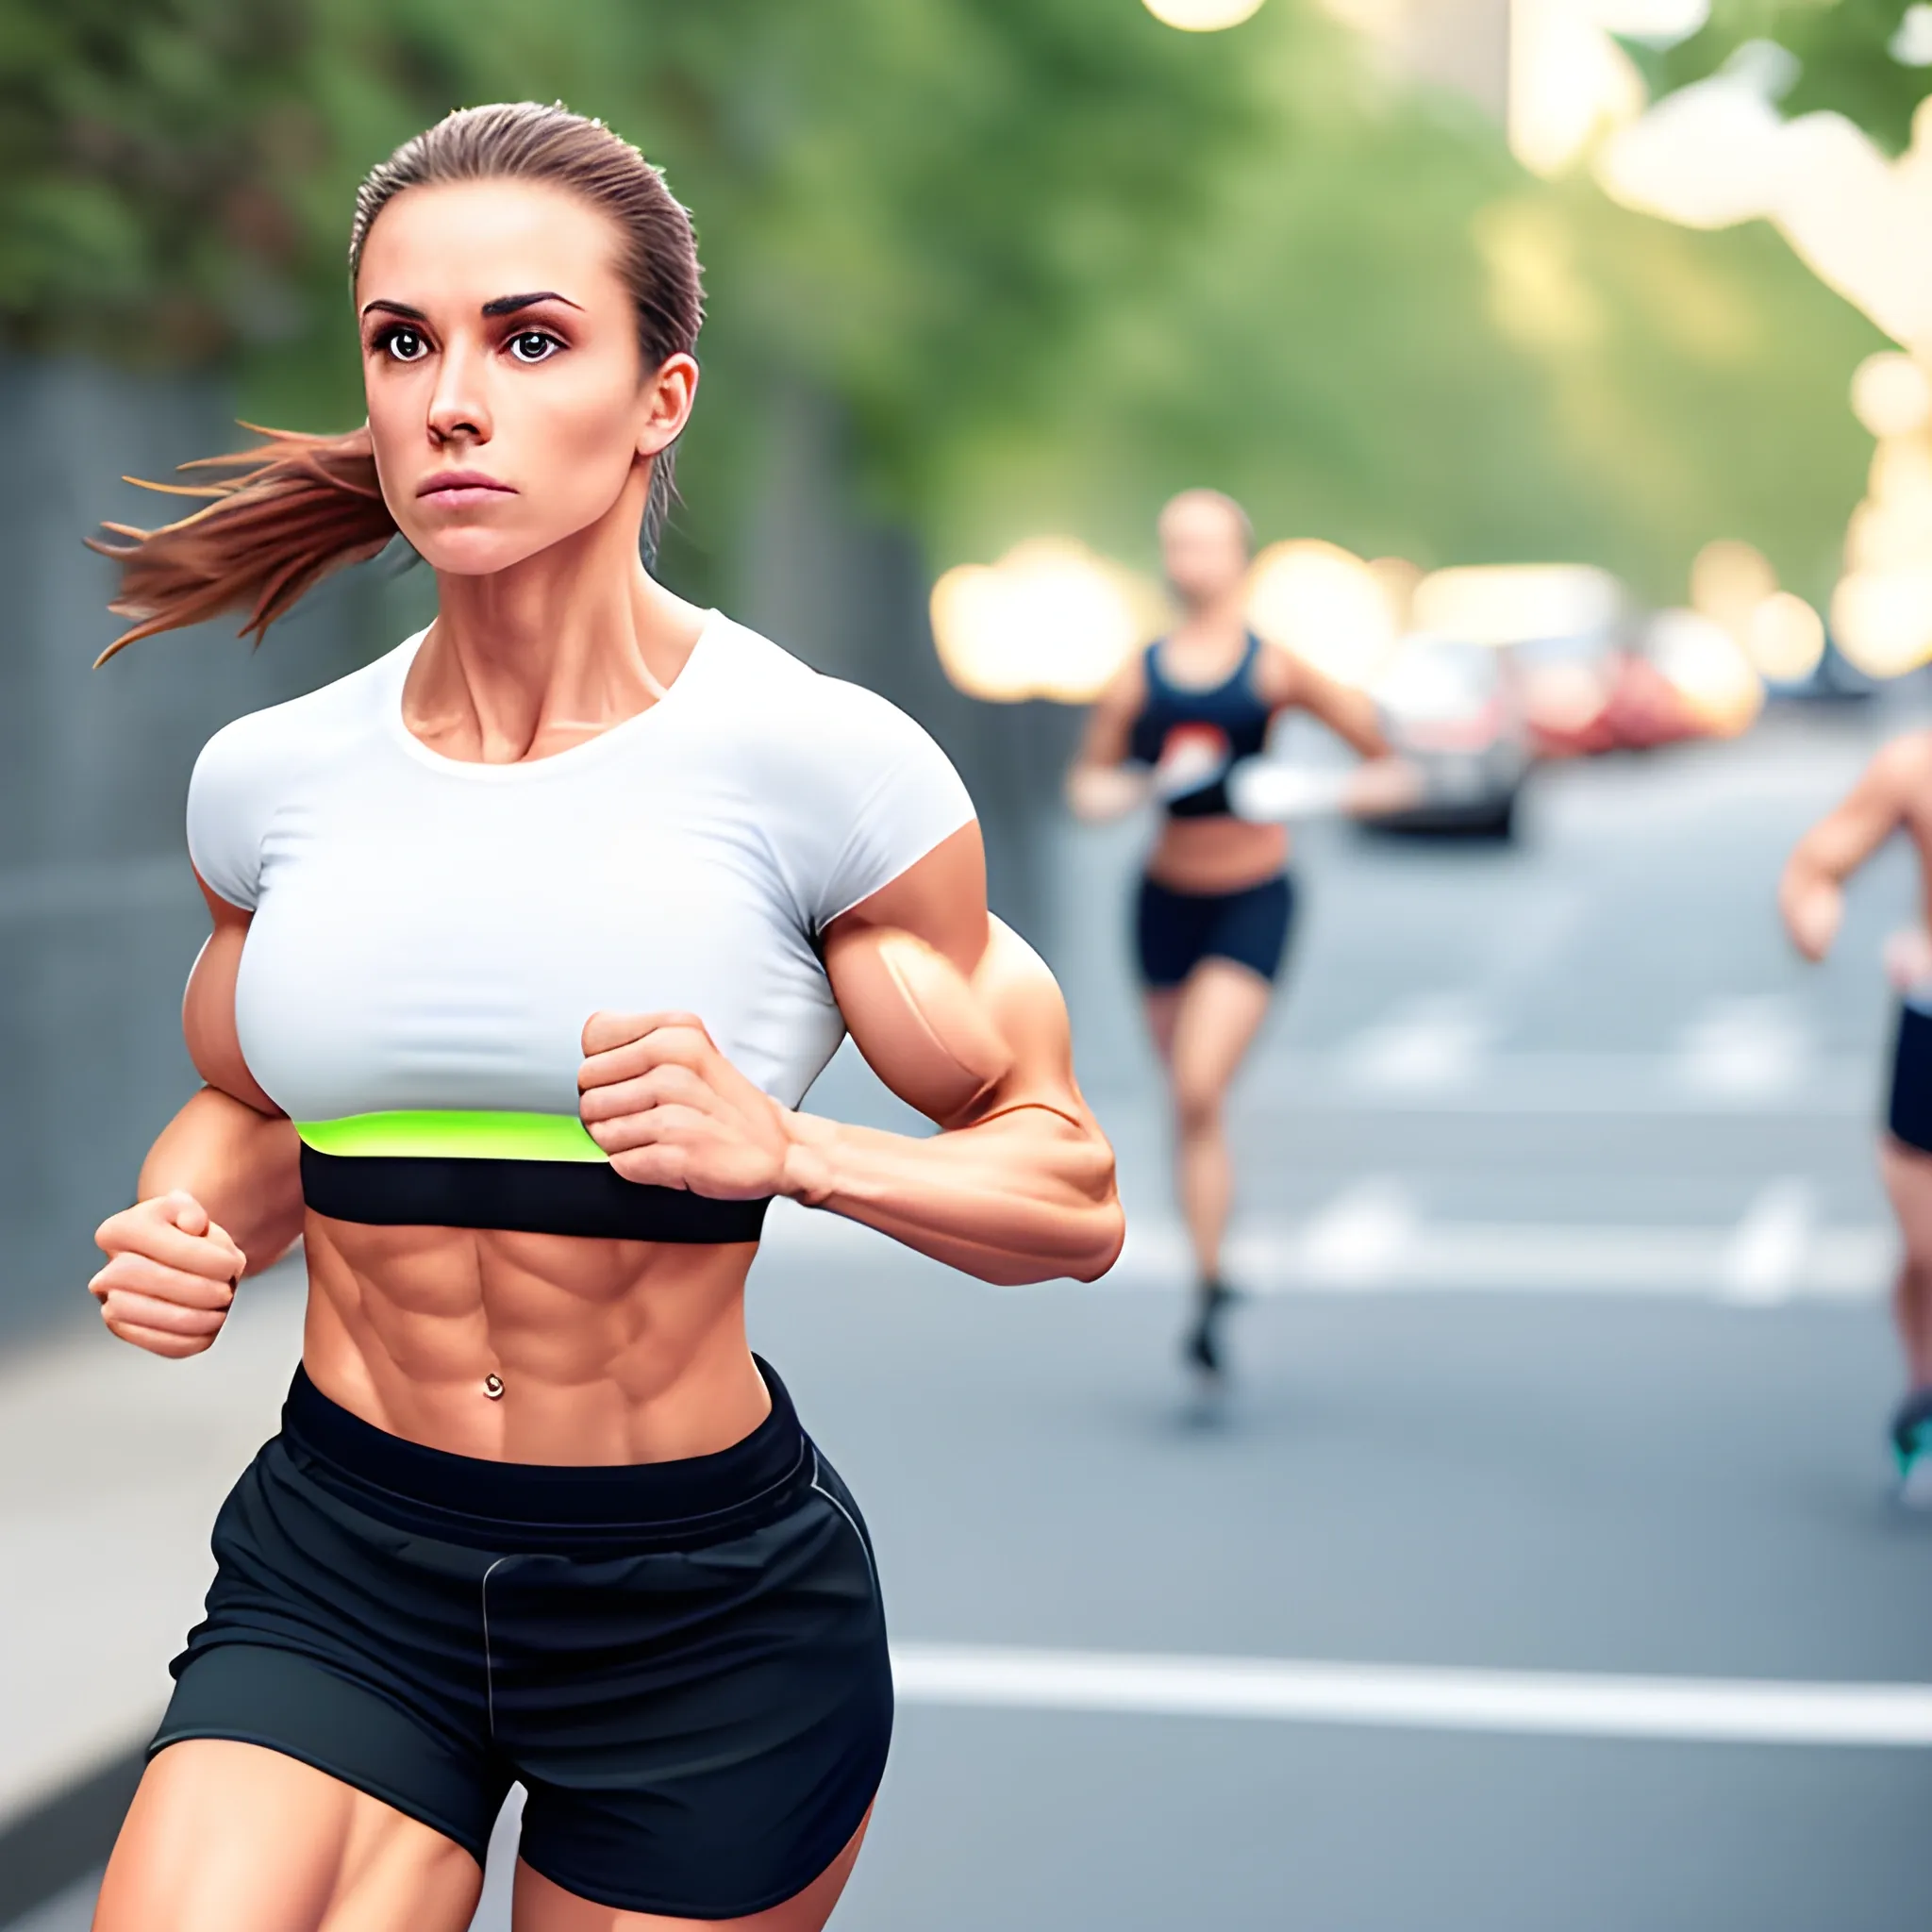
[1293, 1178, 1417, 1285]
[1722, 1179, 1816, 1306]
[761, 1194, 1895, 1301]
[1340, 995, 1492, 1093]
[1674, 996, 1810, 1101]
[891, 1642, 1932, 1748]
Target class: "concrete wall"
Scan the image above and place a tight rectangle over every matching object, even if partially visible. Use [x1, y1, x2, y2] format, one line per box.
[0, 358, 375, 1341]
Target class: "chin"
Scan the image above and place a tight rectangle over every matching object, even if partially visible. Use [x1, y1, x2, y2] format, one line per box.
[407, 526, 554, 576]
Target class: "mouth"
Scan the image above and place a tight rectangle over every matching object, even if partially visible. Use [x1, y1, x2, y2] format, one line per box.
[417, 470, 516, 505]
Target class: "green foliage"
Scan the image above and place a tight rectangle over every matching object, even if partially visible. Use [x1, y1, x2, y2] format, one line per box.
[1623, 0, 1932, 152]
[929, 10, 1883, 605]
[0, 0, 1890, 610]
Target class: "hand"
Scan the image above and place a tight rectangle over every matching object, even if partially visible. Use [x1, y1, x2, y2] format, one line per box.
[1780, 876, 1841, 962]
[91, 1191, 245, 1358]
[1344, 756, 1425, 819]
[579, 1011, 796, 1200]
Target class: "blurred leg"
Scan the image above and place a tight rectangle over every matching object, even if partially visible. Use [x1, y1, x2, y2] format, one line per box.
[1168, 959, 1274, 1284]
[94, 1740, 482, 1932]
[1143, 988, 1183, 1069]
[1878, 1136, 1932, 1387]
[512, 1808, 871, 1931]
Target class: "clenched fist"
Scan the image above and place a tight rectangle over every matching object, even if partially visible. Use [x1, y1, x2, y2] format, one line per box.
[91, 1191, 246, 1358]
[578, 1011, 797, 1200]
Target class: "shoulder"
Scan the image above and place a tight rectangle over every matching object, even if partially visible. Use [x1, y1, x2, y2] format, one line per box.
[694, 615, 976, 924]
[187, 635, 414, 909]
[1253, 637, 1306, 708]
[1099, 648, 1152, 715]
[697, 616, 963, 788]
[192, 634, 412, 784]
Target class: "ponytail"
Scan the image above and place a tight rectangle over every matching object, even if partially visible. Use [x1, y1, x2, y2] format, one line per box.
[89, 426, 396, 663]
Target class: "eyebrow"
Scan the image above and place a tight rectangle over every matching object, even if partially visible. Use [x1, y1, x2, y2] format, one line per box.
[481, 291, 582, 317]
[358, 291, 583, 323]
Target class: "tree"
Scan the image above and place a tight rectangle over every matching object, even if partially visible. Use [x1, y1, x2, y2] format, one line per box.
[1623, 1, 1932, 152]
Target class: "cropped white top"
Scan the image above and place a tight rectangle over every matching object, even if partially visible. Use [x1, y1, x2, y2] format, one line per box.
[187, 611, 975, 1240]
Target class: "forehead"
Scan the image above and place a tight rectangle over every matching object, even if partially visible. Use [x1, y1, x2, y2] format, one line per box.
[1160, 494, 1246, 542]
[355, 178, 625, 303]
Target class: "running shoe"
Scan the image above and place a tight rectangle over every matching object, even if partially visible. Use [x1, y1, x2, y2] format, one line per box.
[1182, 1279, 1235, 1377]
[1890, 1387, 1932, 1504]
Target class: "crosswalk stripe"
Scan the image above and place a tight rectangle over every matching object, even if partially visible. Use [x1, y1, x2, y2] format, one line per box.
[891, 1642, 1932, 1748]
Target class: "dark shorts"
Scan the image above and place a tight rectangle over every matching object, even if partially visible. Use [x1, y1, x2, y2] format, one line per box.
[1890, 1000, 1932, 1155]
[1135, 873, 1295, 991]
[152, 1361, 891, 1920]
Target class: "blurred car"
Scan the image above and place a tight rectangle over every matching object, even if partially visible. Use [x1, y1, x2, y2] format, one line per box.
[1369, 634, 1530, 839]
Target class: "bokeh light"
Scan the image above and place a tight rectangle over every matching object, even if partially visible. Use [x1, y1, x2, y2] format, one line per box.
[1852, 353, 1932, 441]
[1245, 540, 1399, 688]
[1689, 539, 1776, 635]
[930, 539, 1158, 704]
[1412, 562, 1622, 646]
[1645, 608, 1763, 736]
[1743, 591, 1825, 686]
[1832, 566, 1932, 679]
[1141, 0, 1265, 29]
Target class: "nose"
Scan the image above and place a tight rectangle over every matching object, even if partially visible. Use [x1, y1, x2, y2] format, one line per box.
[426, 334, 491, 448]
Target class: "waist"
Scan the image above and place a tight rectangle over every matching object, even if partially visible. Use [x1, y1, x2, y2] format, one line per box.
[297, 1112, 771, 1241]
[279, 1358, 811, 1550]
[1146, 818, 1290, 893]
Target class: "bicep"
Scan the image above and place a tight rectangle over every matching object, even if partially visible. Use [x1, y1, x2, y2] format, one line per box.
[183, 874, 281, 1117]
[1269, 646, 1386, 758]
[1074, 661, 1146, 771]
[821, 832, 1084, 1126]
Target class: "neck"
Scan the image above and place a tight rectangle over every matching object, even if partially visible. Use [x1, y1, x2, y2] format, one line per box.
[416, 474, 707, 762]
[1171, 578, 1250, 647]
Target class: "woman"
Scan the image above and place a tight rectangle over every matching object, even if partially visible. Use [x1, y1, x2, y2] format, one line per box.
[1781, 730, 1932, 1494]
[86, 103, 1122, 1932]
[1067, 490, 1392, 1377]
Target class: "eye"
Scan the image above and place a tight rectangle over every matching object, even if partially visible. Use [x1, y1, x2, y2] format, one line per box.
[508, 329, 561, 364]
[377, 325, 429, 363]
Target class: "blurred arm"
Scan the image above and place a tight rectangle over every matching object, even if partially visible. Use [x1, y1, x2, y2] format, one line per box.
[158, 880, 303, 1272]
[1065, 656, 1153, 823]
[1779, 734, 1930, 962]
[797, 826, 1124, 1285]
[1262, 642, 1390, 760]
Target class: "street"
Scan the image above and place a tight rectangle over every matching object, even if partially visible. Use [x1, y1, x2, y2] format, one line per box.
[10, 704, 1932, 1930]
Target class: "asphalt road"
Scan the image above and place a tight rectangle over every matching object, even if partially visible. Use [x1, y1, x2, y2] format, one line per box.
[14, 702, 1932, 1931]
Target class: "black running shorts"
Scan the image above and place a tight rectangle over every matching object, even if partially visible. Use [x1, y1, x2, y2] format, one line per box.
[151, 1360, 891, 1920]
[1135, 872, 1295, 991]
[1890, 1001, 1932, 1156]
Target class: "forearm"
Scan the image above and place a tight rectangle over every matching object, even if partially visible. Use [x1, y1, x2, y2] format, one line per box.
[1065, 764, 1149, 823]
[781, 1105, 1124, 1286]
[136, 1086, 304, 1274]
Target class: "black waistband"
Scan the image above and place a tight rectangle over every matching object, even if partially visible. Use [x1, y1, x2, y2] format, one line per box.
[279, 1359, 811, 1550]
[300, 1144, 771, 1243]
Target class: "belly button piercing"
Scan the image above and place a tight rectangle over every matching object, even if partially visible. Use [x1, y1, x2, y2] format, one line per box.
[483, 1374, 505, 1400]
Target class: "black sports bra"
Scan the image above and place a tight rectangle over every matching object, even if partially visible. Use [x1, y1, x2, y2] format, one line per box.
[1127, 633, 1273, 819]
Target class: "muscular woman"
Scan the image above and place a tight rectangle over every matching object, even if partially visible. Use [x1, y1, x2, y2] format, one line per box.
[85, 104, 1121, 1932]
[1782, 730, 1932, 1495]
[1066, 490, 1394, 1376]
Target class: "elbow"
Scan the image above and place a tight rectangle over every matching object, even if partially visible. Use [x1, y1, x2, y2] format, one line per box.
[1067, 1199, 1126, 1284]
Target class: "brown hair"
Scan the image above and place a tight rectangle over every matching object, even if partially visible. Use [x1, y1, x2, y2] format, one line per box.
[91, 103, 704, 662]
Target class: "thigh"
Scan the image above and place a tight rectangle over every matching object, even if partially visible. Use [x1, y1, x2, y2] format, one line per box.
[1881, 1135, 1932, 1257]
[1143, 987, 1184, 1066]
[96, 1739, 481, 1932]
[513, 1808, 872, 1932]
[1170, 958, 1275, 1110]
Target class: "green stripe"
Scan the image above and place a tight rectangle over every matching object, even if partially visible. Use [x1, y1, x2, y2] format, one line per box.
[295, 1110, 607, 1163]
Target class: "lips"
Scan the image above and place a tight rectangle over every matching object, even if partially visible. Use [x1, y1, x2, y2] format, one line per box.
[417, 470, 515, 501]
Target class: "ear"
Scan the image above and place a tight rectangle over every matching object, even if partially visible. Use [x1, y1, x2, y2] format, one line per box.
[638, 352, 699, 458]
